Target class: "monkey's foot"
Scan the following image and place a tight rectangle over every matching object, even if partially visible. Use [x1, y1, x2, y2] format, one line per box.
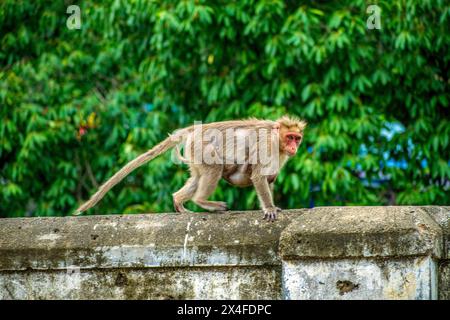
[195, 200, 228, 212]
[173, 201, 193, 214]
[263, 207, 279, 222]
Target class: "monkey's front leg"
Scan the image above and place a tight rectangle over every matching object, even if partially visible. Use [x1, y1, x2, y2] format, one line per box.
[251, 175, 279, 222]
[269, 182, 282, 213]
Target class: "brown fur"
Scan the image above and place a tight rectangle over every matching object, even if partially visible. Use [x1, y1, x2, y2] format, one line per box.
[74, 117, 306, 220]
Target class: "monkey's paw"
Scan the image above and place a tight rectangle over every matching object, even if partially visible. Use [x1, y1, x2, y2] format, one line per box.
[194, 200, 228, 212]
[208, 201, 228, 212]
[263, 207, 279, 222]
[173, 201, 193, 214]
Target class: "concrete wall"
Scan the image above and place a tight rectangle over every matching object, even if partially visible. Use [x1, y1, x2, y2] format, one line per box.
[0, 206, 448, 300]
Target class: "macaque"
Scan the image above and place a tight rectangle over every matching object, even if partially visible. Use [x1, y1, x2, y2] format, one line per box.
[74, 116, 306, 221]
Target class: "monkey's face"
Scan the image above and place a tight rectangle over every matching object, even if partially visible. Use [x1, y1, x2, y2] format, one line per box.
[280, 126, 303, 156]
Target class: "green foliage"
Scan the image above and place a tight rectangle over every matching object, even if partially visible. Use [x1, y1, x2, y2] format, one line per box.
[1, 0, 448, 217]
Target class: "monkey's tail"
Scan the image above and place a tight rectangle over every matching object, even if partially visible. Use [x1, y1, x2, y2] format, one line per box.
[73, 134, 182, 215]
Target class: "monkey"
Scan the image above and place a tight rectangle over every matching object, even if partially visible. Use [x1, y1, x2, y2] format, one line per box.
[74, 116, 306, 221]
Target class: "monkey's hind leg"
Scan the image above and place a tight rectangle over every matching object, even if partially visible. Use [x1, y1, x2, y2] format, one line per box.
[173, 174, 199, 214]
[193, 166, 227, 212]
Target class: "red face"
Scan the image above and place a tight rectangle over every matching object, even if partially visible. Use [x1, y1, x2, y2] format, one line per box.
[283, 132, 302, 156]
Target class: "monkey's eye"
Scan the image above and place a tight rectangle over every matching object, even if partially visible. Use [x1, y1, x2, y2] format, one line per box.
[287, 135, 294, 141]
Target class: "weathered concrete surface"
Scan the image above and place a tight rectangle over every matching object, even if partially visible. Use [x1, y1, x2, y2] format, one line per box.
[422, 206, 450, 258]
[279, 206, 443, 259]
[0, 210, 302, 271]
[0, 210, 299, 300]
[0, 266, 281, 300]
[282, 257, 437, 300]
[422, 206, 450, 300]
[0, 206, 448, 300]
[279, 206, 447, 300]
[439, 261, 450, 300]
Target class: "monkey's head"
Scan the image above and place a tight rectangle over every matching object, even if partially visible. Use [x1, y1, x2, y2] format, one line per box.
[275, 116, 307, 156]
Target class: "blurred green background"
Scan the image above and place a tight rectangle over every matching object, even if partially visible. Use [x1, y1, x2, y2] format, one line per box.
[1, 0, 449, 217]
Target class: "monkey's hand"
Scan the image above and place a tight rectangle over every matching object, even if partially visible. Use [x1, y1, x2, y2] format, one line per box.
[263, 207, 279, 222]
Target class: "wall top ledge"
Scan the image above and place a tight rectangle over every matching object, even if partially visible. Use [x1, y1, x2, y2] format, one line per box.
[0, 206, 447, 271]
[280, 206, 447, 259]
[0, 210, 300, 271]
